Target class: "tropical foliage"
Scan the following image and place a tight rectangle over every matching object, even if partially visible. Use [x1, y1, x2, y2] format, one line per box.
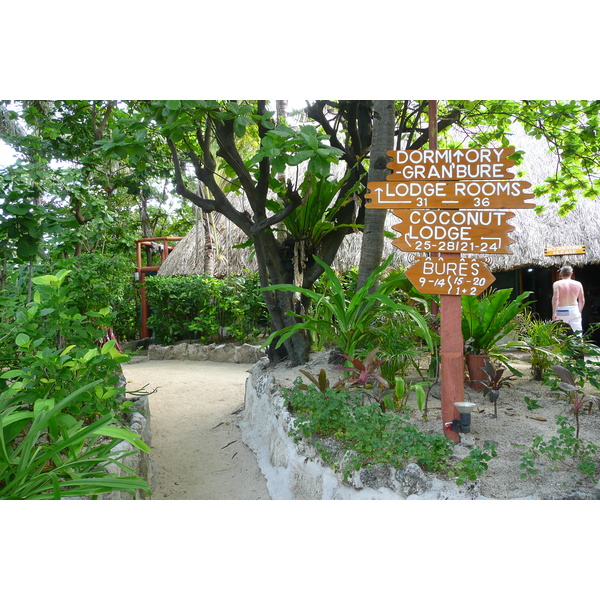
[3, 100, 600, 360]
[462, 289, 532, 356]
[145, 272, 268, 344]
[0, 269, 150, 499]
[263, 254, 434, 361]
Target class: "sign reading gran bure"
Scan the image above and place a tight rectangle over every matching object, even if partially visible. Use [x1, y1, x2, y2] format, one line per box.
[386, 147, 517, 181]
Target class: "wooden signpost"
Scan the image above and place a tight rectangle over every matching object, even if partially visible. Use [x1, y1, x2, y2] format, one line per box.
[366, 106, 535, 443]
[404, 257, 495, 296]
[391, 209, 516, 254]
[365, 179, 534, 209]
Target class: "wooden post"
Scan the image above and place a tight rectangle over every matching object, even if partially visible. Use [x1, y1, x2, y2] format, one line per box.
[429, 101, 462, 443]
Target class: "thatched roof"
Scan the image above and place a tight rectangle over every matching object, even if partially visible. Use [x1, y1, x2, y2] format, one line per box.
[158, 219, 257, 277]
[484, 197, 600, 271]
[158, 222, 205, 277]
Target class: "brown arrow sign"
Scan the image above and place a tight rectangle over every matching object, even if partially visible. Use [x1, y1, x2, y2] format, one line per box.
[405, 257, 496, 296]
[386, 147, 516, 181]
[391, 209, 516, 254]
[366, 179, 535, 210]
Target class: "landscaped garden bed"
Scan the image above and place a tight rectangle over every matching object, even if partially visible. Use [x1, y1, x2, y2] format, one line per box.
[241, 350, 600, 500]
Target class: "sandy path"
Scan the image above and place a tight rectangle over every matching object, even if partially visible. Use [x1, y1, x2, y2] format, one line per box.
[121, 359, 270, 500]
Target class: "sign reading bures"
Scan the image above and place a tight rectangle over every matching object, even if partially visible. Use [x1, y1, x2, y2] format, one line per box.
[405, 257, 495, 296]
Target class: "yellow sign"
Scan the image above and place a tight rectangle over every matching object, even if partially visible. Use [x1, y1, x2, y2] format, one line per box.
[544, 245, 586, 256]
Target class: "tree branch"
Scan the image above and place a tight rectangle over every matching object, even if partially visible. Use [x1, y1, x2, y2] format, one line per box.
[255, 100, 271, 216]
[167, 138, 253, 235]
[213, 117, 260, 213]
[250, 179, 303, 235]
[408, 106, 463, 150]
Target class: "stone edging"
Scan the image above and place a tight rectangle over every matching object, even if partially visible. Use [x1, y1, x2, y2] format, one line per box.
[240, 359, 490, 500]
[99, 395, 153, 500]
[147, 342, 266, 364]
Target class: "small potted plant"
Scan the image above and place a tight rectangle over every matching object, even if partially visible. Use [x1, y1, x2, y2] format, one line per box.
[462, 288, 532, 390]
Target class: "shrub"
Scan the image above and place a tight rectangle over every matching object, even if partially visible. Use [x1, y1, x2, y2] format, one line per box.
[283, 378, 454, 480]
[57, 254, 141, 342]
[0, 380, 150, 500]
[0, 270, 150, 499]
[264, 254, 434, 360]
[2, 255, 140, 342]
[0, 269, 130, 422]
[462, 288, 532, 356]
[513, 313, 564, 380]
[145, 272, 268, 345]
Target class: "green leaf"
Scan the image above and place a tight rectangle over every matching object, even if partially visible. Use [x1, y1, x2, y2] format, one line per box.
[15, 333, 30, 348]
[82, 348, 99, 362]
[94, 426, 151, 453]
[1, 369, 25, 379]
[4, 203, 31, 215]
[32, 274, 58, 286]
[288, 150, 314, 165]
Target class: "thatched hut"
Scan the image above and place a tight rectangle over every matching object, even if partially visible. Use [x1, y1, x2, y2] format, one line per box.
[158, 204, 258, 278]
[471, 126, 600, 333]
[477, 197, 600, 334]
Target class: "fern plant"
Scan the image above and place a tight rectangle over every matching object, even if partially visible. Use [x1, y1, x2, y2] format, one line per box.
[262, 254, 434, 358]
[462, 289, 532, 356]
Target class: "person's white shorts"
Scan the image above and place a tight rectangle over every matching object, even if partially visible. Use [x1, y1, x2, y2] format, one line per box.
[556, 305, 582, 332]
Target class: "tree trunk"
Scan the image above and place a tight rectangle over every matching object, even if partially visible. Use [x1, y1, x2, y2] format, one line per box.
[197, 184, 216, 275]
[253, 230, 311, 366]
[138, 189, 155, 264]
[276, 100, 288, 124]
[202, 212, 215, 275]
[356, 100, 396, 290]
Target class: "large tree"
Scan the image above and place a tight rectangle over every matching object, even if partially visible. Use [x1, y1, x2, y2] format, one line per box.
[103, 100, 372, 365]
[0, 101, 187, 262]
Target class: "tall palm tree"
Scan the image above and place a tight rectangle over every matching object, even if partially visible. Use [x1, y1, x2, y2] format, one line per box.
[356, 100, 395, 290]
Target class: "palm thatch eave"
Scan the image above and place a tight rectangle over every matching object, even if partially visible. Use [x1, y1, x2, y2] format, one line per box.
[481, 196, 600, 272]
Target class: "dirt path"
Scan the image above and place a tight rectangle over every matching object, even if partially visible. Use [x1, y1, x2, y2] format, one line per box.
[121, 358, 270, 500]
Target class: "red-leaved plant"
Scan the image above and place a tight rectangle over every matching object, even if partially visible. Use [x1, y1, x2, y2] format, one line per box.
[551, 364, 600, 438]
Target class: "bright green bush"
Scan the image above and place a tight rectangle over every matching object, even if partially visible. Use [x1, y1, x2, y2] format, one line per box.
[3, 254, 140, 341]
[264, 254, 434, 360]
[0, 380, 150, 500]
[0, 270, 150, 499]
[0, 269, 130, 421]
[145, 272, 268, 345]
[57, 254, 140, 341]
[283, 379, 454, 480]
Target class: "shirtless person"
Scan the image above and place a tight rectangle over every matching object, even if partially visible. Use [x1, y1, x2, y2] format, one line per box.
[552, 265, 585, 332]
